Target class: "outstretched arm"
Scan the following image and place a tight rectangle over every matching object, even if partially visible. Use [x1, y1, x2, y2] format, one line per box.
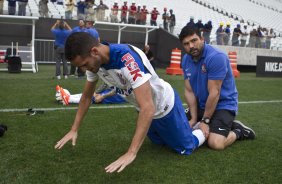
[94, 88, 116, 103]
[55, 80, 97, 149]
[51, 20, 60, 31]
[105, 81, 155, 173]
[184, 79, 198, 127]
[64, 21, 72, 31]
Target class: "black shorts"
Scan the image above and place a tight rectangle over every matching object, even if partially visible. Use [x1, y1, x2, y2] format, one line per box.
[186, 108, 235, 137]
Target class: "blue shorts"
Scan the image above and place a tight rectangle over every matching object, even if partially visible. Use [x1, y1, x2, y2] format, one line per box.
[147, 90, 198, 155]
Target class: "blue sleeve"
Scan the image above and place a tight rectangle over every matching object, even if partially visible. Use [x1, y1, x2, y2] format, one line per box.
[51, 29, 57, 35]
[71, 27, 78, 33]
[207, 53, 228, 80]
[181, 54, 188, 80]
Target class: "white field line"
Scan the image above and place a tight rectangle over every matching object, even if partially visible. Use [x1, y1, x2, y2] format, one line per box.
[0, 100, 282, 113]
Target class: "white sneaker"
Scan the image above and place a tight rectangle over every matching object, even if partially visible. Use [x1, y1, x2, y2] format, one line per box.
[64, 75, 68, 79]
[56, 75, 61, 80]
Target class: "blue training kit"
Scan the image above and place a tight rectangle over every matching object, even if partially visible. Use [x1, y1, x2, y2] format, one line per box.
[181, 43, 238, 113]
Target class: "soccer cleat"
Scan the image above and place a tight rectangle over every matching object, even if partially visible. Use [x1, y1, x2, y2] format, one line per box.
[55, 85, 62, 101]
[232, 120, 256, 140]
[59, 87, 70, 105]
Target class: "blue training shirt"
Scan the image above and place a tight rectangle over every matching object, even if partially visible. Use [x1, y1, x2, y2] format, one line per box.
[181, 43, 238, 113]
[71, 26, 99, 39]
[51, 29, 71, 48]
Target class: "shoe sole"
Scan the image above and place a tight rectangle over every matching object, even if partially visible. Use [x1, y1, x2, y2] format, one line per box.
[233, 120, 256, 139]
[59, 87, 69, 105]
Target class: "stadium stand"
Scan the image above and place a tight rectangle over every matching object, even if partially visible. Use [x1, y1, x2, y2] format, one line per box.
[198, 0, 282, 31]
[1, 0, 282, 50]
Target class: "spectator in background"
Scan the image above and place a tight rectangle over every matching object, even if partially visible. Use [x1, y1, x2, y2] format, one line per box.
[77, 0, 87, 20]
[162, 7, 169, 31]
[169, 9, 176, 34]
[85, 20, 100, 42]
[223, 22, 231, 45]
[256, 26, 263, 48]
[7, 0, 16, 15]
[96, 0, 108, 21]
[150, 6, 159, 26]
[266, 28, 275, 49]
[195, 19, 204, 32]
[72, 19, 86, 32]
[143, 45, 155, 70]
[51, 20, 72, 80]
[249, 26, 258, 48]
[240, 23, 249, 47]
[17, 0, 28, 16]
[0, 0, 3, 14]
[203, 20, 212, 44]
[65, 0, 75, 19]
[57, 0, 63, 5]
[135, 5, 142, 25]
[120, 1, 128, 23]
[39, 0, 49, 17]
[110, 1, 119, 23]
[140, 5, 148, 25]
[216, 22, 225, 45]
[260, 27, 267, 48]
[232, 24, 242, 46]
[186, 16, 195, 28]
[85, 0, 96, 22]
[128, 1, 136, 24]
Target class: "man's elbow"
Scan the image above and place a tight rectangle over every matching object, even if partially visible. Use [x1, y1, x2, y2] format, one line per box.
[141, 103, 155, 117]
[210, 89, 221, 98]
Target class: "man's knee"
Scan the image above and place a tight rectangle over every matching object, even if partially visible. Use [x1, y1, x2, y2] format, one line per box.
[207, 135, 226, 150]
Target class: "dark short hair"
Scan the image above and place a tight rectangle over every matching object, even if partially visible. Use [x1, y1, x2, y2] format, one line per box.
[65, 32, 99, 61]
[178, 26, 201, 42]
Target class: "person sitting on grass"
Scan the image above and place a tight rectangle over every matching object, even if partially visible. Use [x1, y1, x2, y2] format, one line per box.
[179, 26, 255, 151]
[55, 82, 126, 105]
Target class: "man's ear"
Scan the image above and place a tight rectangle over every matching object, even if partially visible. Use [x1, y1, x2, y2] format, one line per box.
[200, 36, 205, 42]
[90, 47, 98, 57]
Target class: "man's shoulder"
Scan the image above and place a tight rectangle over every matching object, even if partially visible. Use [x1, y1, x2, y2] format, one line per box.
[205, 44, 227, 59]
[181, 54, 192, 67]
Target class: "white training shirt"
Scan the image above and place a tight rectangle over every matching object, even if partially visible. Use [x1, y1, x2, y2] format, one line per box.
[86, 43, 174, 119]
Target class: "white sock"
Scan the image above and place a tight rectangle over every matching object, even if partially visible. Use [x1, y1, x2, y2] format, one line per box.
[69, 94, 82, 104]
[192, 129, 206, 147]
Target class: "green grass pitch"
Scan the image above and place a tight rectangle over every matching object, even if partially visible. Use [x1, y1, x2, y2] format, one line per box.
[0, 65, 282, 184]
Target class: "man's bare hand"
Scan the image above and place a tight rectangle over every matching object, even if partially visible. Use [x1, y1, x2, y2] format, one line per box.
[199, 122, 210, 138]
[105, 151, 136, 173]
[54, 130, 78, 149]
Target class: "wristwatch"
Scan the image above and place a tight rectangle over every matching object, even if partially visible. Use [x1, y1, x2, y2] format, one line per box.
[201, 117, 210, 124]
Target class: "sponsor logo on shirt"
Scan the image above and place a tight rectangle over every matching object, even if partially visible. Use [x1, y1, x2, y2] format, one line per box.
[185, 69, 191, 80]
[121, 53, 142, 81]
[111, 86, 133, 96]
[201, 64, 207, 73]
